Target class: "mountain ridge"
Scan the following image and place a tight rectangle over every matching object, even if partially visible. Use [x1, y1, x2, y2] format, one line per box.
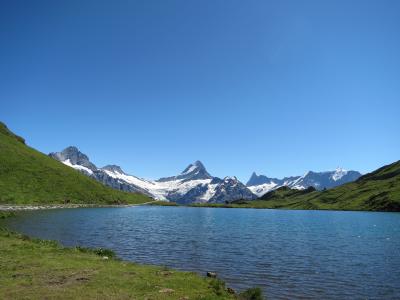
[49, 146, 256, 204]
[247, 168, 362, 197]
[49, 145, 365, 204]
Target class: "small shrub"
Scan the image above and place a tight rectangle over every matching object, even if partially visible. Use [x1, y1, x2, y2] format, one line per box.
[239, 287, 264, 300]
[94, 247, 116, 258]
[0, 211, 16, 219]
[76, 246, 116, 258]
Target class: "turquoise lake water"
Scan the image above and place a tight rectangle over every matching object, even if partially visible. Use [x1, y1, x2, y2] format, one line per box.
[2, 206, 400, 299]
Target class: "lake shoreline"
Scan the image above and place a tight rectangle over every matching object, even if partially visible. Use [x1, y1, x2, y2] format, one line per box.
[0, 202, 155, 211]
[2, 205, 399, 298]
[2, 201, 399, 213]
[0, 227, 242, 299]
[0, 211, 261, 299]
[148, 201, 400, 213]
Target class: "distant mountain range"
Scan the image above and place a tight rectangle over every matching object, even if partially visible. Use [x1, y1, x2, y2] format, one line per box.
[49, 147, 256, 204]
[49, 146, 362, 203]
[238, 160, 400, 212]
[247, 169, 362, 197]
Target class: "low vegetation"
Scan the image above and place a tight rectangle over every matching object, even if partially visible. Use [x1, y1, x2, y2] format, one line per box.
[0, 122, 151, 205]
[0, 211, 16, 219]
[0, 227, 240, 299]
[238, 288, 264, 300]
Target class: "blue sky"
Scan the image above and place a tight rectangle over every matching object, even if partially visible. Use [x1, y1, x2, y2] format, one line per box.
[1, 0, 399, 182]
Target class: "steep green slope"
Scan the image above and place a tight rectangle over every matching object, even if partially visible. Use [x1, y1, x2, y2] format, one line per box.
[240, 161, 400, 211]
[0, 122, 151, 205]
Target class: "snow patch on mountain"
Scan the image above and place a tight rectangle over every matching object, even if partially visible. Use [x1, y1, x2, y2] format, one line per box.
[63, 159, 94, 175]
[247, 182, 278, 197]
[182, 165, 197, 175]
[331, 167, 348, 181]
[199, 183, 219, 201]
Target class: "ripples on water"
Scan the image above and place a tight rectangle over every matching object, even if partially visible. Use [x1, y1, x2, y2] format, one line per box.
[2, 206, 400, 299]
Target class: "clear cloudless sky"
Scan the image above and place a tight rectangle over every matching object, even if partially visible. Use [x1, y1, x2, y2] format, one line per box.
[1, 0, 399, 182]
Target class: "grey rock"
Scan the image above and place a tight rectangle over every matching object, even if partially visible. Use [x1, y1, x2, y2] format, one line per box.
[49, 146, 97, 171]
[101, 165, 125, 174]
[208, 177, 257, 203]
[247, 172, 280, 186]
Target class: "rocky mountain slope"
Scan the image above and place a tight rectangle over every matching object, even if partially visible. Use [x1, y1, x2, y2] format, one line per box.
[49, 147, 256, 204]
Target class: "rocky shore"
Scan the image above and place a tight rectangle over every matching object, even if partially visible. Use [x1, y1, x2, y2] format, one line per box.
[0, 202, 153, 211]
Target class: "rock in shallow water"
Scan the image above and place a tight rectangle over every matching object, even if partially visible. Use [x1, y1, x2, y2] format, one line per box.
[206, 271, 217, 278]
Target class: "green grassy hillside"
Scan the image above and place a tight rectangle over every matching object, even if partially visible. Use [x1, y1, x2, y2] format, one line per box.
[232, 161, 400, 211]
[0, 122, 151, 205]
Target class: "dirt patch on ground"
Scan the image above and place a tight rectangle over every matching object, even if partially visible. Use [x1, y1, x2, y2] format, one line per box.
[158, 288, 174, 294]
[45, 271, 93, 288]
[157, 270, 174, 277]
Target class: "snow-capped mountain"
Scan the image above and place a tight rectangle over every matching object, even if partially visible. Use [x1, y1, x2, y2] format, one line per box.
[49, 147, 256, 203]
[49, 146, 362, 201]
[247, 168, 362, 197]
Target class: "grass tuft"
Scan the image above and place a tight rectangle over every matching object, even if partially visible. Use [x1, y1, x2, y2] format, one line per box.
[239, 287, 264, 300]
[0, 211, 16, 219]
